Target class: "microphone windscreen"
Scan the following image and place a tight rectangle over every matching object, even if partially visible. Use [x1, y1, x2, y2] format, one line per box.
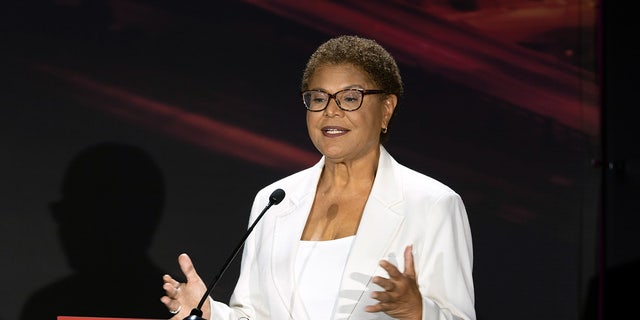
[269, 188, 286, 205]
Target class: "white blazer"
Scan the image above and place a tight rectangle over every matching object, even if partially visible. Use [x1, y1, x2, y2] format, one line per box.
[211, 146, 476, 320]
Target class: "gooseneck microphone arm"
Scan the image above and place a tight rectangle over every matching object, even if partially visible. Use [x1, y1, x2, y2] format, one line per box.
[184, 188, 286, 320]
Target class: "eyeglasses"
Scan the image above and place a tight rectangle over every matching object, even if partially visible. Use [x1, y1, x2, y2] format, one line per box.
[301, 88, 385, 112]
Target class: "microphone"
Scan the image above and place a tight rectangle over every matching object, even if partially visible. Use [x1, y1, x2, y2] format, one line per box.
[184, 188, 286, 320]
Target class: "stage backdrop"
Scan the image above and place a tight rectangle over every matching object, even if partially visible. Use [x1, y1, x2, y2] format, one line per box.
[2, 1, 603, 320]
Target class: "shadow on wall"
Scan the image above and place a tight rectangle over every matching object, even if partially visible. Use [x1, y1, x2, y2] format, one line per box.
[20, 142, 172, 320]
[582, 258, 640, 320]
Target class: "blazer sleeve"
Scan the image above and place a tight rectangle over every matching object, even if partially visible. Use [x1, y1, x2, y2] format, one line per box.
[417, 192, 475, 320]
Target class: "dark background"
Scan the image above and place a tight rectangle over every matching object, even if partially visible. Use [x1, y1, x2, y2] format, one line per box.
[2, 1, 633, 320]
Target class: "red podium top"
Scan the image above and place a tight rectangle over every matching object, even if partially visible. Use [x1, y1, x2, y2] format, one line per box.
[58, 317, 163, 320]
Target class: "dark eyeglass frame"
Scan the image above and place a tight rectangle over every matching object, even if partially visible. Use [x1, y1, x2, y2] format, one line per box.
[301, 88, 386, 112]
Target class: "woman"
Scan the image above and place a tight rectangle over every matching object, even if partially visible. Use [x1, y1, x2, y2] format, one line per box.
[161, 35, 475, 320]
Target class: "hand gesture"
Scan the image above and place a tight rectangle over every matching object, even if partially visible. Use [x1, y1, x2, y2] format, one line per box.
[161, 253, 210, 319]
[366, 245, 423, 320]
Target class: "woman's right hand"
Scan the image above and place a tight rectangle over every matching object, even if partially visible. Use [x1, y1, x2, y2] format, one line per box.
[161, 253, 210, 319]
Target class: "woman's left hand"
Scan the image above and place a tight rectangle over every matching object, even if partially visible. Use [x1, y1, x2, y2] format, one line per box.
[366, 245, 423, 320]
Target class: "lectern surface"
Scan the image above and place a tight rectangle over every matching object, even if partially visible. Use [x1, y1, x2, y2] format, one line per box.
[58, 317, 164, 320]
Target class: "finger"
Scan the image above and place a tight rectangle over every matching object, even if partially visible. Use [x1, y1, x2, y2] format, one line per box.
[160, 295, 180, 310]
[403, 245, 416, 279]
[178, 253, 201, 283]
[365, 299, 393, 312]
[167, 300, 182, 313]
[379, 259, 402, 279]
[372, 275, 395, 291]
[365, 303, 383, 313]
[162, 274, 181, 288]
[162, 282, 182, 298]
[371, 290, 393, 303]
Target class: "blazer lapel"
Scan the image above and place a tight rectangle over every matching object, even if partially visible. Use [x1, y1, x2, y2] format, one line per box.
[334, 147, 405, 319]
[271, 159, 324, 320]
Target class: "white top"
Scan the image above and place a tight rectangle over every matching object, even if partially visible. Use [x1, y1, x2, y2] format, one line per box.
[294, 236, 355, 320]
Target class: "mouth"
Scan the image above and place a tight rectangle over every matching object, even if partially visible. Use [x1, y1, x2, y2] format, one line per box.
[322, 126, 348, 136]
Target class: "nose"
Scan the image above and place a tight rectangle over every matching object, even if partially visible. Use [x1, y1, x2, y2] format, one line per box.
[323, 96, 342, 117]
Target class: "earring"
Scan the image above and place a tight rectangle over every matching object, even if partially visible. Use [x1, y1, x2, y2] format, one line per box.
[382, 127, 388, 134]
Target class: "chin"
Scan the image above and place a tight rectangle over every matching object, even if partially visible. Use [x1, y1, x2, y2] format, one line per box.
[320, 145, 347, 158]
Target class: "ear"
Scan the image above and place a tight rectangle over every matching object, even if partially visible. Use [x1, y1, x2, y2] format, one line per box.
[381, 94, 398, 128]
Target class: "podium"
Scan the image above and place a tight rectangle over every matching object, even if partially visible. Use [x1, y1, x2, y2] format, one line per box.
[58, 317, 163, 320]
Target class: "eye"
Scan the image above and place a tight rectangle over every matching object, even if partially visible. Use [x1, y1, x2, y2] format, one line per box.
[341, 90, 361, 103]
[309, 92, 328, 104]
[312, 96, 327, 104]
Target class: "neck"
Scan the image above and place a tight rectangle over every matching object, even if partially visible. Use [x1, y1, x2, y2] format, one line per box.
[320, 147, 379, 193]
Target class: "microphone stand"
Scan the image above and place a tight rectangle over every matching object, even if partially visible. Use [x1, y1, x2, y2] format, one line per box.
[184, 189, 285, 320]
